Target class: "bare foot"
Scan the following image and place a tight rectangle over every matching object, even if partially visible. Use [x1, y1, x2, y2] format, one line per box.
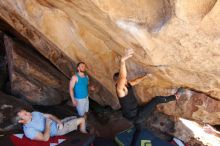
[174, 87, 192, 100]
[174, 87, 185, 100]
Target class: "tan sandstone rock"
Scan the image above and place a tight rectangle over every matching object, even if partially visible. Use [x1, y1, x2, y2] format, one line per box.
[0, 0, 219, 125]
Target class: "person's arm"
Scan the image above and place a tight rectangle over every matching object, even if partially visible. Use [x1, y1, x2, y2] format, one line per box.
[87, 76, 95, 92]
[69, 75, 78, 106]
[129, 74, 149, 86]
[89, 83, 95, 92]
[44, 114, 61, 125]
[33, 119, 51, 141]
[44, 114, 63, 129]
[117, 49, 134, 93]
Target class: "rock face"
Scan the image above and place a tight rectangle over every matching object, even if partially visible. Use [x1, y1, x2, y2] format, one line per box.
[157, 90, 220, 125]
[174, 118, 220, 146]
[0, 91, 32, 134]
[0, 0, 219, 124]
[145, 111, 220, 146]
[4, 35, 70, 105]
[0, 31, 7, 89]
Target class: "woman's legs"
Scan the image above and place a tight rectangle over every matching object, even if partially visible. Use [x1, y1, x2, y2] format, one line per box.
[135, 95, 176, 124]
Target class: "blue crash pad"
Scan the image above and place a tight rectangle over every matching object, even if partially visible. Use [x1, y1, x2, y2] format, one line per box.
[115, 127, 173, 146]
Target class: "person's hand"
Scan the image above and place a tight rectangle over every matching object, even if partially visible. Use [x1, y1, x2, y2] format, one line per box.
[89, 85, 95, 91]
[121, 48, 134, 62]
[57, 121, 63, 130]
[46, 118, 52, 126]
[72, 99, 78, 107]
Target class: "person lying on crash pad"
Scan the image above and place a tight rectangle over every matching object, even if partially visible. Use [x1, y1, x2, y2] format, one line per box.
[16, 109, 87, 141]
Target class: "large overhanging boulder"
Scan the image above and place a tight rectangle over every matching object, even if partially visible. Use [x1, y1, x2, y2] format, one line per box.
[0, 0, 219, 124]
[4, 35, 70, 105]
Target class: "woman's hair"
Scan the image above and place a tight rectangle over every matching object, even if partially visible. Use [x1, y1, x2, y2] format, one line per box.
[113, 72, 119, 81]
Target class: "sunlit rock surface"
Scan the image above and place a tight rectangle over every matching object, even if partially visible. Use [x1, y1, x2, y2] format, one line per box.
[158, 90, 220, 125]
[145, 112, 220, 145]
[174, 118, 220, 146]
[0, 0, 219, 125]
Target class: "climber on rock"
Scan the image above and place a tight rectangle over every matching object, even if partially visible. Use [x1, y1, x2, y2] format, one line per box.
[113, 48, 188, 145]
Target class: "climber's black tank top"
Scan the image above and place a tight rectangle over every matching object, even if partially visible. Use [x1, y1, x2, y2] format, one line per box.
[118, 84, 138, 121]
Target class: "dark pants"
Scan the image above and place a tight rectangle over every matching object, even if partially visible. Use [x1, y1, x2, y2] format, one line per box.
[130, 95, 176, 146]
